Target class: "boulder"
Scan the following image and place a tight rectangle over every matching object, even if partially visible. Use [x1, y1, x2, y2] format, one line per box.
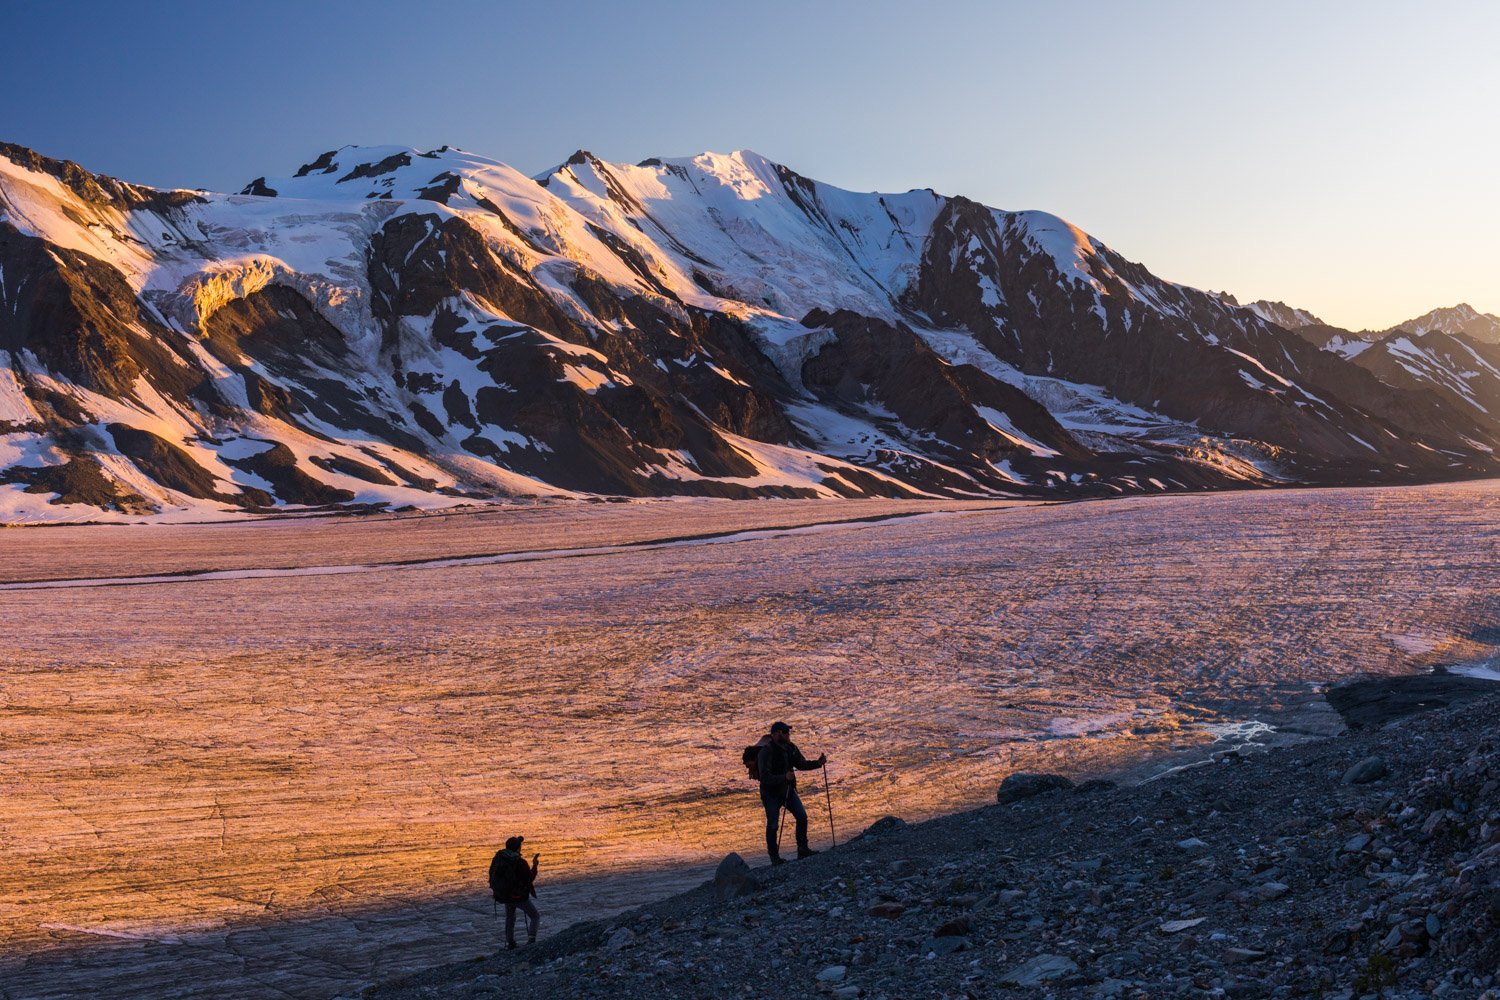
[712, 852, 760, 903]
[1252, 881, 1289, 902]
[997, 772, 1075, 804]
[857, 815, 907, 840]
[1159, 918, 1206, 933]
[1002, 953, 1079, 986]
[933, 917, 971, 937]
[1343, 755, 1388, 784]
[922, 935, 969, 956]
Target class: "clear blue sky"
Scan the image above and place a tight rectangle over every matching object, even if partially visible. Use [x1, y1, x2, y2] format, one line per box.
[2, 0, 1495, 330]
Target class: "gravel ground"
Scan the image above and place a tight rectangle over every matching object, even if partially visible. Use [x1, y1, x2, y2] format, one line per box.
[370, 675, 1500, 1000]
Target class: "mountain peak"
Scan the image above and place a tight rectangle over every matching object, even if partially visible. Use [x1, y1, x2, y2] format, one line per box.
[1243, 299, 1325, 330]
[1386, 303, 1500, 344]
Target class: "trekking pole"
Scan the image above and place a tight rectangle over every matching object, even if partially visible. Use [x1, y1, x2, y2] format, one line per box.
[776, 796, 788, 854]
[822, 761, 837, 848]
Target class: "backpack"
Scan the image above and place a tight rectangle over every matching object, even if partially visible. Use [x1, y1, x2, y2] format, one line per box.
[742, 740, 767, 780]
[488, 850, 528, 901]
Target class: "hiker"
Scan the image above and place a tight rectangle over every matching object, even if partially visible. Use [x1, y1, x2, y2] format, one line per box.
[488, 835, 540, 949]
[755, 721, 827, 865]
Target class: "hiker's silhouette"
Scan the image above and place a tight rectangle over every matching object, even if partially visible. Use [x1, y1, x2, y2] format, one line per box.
[749, 721, 827, 865]
[488, 835, 540, 948]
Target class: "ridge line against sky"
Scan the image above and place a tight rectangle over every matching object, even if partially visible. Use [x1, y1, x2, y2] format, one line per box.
[1, 0, 1495, 331]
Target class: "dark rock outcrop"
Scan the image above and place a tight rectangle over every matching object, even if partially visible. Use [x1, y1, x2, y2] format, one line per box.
[1327, 671, 1500, 729]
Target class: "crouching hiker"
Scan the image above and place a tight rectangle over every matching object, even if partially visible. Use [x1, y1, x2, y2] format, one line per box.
[488, 835, 540, 949]
[752, 721, 826, 865]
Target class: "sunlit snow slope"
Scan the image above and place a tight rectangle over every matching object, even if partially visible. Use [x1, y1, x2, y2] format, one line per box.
[2, 140, 1496, 521]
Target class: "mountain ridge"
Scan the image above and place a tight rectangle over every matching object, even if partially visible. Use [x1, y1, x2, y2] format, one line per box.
[2, 139, 1497, 522]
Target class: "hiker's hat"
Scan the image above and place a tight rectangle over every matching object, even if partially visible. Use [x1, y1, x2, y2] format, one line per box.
[770, 721, 791, 734]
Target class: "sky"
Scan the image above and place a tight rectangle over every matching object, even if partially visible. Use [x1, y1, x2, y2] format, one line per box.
[1, 0, 1495, 331]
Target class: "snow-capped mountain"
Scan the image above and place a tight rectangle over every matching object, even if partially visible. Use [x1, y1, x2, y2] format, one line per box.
[1349, 330, 1500, 425]
[1240, 298, 1325, 333]
[1230, 293, 1500, 424]
[2, 140, 1497, 522]
[1383, 304, 1500, 344]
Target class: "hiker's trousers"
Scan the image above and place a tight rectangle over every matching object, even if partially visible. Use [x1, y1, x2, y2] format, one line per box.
[505, 898, 540, 942]
[761, 784, 809, 858]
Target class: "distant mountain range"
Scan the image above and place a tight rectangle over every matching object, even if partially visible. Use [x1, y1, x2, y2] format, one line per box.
[1, 140, 1497, 521]
[1219, 293, 1500, 433]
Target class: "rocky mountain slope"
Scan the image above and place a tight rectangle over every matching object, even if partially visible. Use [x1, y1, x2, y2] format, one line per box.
[1233, 294, 1500, 429]
[3, 140, 1498, 522]
[371, 677, 1500, 1000]
[1346, 331, 1500, 429]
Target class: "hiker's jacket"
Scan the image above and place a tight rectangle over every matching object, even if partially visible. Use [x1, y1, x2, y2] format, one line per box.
[756, 738, 820, 792]
[490, 848, 538, 903]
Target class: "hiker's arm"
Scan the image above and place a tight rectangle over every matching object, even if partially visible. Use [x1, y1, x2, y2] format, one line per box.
[757, 744, 786, 787]
[792, 747, 823, 771]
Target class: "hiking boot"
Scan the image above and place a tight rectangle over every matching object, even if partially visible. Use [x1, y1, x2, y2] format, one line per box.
[769, 855, 786, 866]
[797, 846, 820, 859]
[506, 940, 518, 950]
[527, 937, 537, 945]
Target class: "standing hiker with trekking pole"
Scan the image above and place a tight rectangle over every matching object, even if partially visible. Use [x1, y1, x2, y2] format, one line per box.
[746, 721, 828, 865]
[487, 835, 541, 949]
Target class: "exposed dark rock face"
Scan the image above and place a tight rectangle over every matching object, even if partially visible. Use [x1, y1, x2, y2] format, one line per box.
[0, 140, 204, 213]
[415, 172, 461, 203]
[293, 150, 339, 177]
[239, 177, 276, 197]
[367, 212, 581, 340]
[224, 442, 355, 506]
[1, 456, 150, 512]
[801, 308, 1083, 462]
[106, 424, 247, 504]
[339, 151, 412, 183]
[0, 220, 149, 396]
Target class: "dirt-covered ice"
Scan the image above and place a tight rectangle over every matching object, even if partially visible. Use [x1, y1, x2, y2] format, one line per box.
[3, 485, 1499, 999]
